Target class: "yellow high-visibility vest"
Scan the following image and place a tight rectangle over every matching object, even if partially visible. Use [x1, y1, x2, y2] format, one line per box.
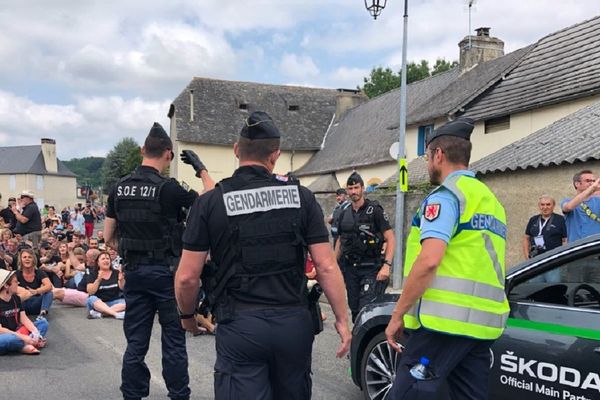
[403, 174, 509, 340]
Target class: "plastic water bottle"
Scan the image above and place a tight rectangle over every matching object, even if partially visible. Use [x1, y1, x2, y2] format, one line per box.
[409, 356, 430, 380]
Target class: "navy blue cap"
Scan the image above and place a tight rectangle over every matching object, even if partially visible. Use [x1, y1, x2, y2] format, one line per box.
[240, 111, 281, 140]
[347, 172, 364, 186]
[335, 188, 347, 195]
[145, 122, 172, 149]
[426, 117, 474, 146]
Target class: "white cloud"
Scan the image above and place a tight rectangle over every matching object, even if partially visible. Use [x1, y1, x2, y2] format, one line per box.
[280, 53, 320, 81]
[328, 67, 371, 89]
[0, 90, 170, 159]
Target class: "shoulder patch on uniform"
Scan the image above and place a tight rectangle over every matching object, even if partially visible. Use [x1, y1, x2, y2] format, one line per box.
[274, 174, 289, 182]
[424, 203, 441, 221]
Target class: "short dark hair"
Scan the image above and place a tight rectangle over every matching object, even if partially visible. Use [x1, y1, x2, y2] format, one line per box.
[236, 137, 280, 162]
[144, 137, 167, 159]
[428, 135, 472, 166]
[573, 170, 593, 184]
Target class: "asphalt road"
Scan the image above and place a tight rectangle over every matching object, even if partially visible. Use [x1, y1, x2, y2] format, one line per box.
[0, 301, 364, 400]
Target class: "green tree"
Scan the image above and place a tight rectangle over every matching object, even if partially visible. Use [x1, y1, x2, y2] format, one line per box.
[432, 58, 458, 75]
[123, 145, 142, 174]
[361, 67, 401, 99]
[63, 157, 104, 187]
[101, 138, 140, 193]
[359, 58, 458, 98]
[407, 60, 430, 84]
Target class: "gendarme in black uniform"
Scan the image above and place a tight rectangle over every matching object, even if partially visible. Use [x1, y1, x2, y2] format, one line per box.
[182, 111, 329, 400]
[336, 172, 392, 322]
[106, 123, 196, 400]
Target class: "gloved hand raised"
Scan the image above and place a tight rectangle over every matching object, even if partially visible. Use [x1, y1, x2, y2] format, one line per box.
[180, 150, 206, 174]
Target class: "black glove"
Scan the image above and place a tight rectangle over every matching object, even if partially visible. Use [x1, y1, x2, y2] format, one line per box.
[180, 150, 206, 174]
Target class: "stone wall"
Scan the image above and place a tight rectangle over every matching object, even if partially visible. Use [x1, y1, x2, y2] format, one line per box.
[315, 160, 600, 272]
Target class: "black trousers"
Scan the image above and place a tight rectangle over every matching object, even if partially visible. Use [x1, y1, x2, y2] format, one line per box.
[121, 264, 190, 400]
[389, 328, 494, 400]
[340, 259, 387, 322]
[214, 306, 314, 400]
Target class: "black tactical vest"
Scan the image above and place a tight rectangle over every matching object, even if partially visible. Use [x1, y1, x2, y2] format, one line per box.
[113, 168, 182, 264]
[212, 173, 308, 308]
[338, 199, 384, 263]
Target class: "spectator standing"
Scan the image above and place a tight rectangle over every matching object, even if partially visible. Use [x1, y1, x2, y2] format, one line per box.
[13, 191, 42, 247]
[523, 195, 567, 259]
[70, 208, 85, 235]
[82, 203, 96, 239]
[561, 170, 600, 242]
[0, 197, 17, 231]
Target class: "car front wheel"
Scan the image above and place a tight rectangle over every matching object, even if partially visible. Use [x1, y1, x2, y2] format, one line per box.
[360, 331, 405, 400]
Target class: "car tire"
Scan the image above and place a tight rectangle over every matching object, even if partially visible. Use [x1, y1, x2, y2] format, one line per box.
[360, 331, 405, 400]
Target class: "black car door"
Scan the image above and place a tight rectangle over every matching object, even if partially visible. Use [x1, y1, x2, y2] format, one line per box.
[489, 245, 600, 400]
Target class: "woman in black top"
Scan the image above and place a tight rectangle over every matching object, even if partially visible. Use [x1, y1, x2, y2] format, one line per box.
[16, 249, 53, 317]
[86, 251, 125, 319]
[0, 270, 48, 354]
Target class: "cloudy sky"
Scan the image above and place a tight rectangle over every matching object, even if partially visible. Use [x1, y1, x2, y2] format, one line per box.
[1, 0, 598, 160]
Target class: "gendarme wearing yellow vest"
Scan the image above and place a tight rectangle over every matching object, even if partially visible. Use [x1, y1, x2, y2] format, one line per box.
[403, 173, 509, 340]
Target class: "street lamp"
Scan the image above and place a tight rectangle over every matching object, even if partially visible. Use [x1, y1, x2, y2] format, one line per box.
[364, 0, 387, 20]
[364, 0, 409, 289]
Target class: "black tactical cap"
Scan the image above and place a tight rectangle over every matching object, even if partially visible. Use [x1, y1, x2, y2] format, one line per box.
[240, 111, 281, 140]
[145, 122, 173, 150]
[347, 172, 364, 186]
[335, 188, 347, 195]
[426, 117, 474, 146]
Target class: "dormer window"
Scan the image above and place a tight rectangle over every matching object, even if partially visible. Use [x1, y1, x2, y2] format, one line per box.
[239, 103, 248, 110]
[288, 105, 299, 111]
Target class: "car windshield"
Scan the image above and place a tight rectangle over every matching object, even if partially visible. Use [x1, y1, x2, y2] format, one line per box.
[508, 253, 600, 310]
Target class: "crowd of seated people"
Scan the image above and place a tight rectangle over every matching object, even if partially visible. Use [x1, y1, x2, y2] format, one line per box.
[0, 198, 125, 356]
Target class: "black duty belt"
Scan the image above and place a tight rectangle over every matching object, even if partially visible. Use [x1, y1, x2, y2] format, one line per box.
[234, 302, 304, 311]
[344, 256, 381, 268]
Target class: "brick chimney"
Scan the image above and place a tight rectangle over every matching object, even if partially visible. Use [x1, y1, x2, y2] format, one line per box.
[458, 27, 504, 72]
[335, 89, 367, 122]
[40, 138, 58, 173]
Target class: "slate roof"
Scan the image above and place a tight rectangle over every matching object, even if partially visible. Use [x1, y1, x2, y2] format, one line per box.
[471, 100, 600, 174]
[296, 46, 529, 176]
[464, 16, 600, 120]
[0, 145, 76, 176]
[305, 173, 340, 193]
[171, 78, 339, 151]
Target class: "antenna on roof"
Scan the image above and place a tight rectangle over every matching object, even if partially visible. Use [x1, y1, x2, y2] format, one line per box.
[465, 0, 477, 49]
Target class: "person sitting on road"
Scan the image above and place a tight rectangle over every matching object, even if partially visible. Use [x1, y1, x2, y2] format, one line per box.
[86, 251, 125, 319]
[16, 248, 53, 318]
[38, 241, 64, 288]
[65, 246, 95, 288]
[0, 270, 48, 355]
[53, 245, 90, 308]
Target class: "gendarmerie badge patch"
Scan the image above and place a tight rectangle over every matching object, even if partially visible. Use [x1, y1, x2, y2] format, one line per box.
[424, 203, 441, 221]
